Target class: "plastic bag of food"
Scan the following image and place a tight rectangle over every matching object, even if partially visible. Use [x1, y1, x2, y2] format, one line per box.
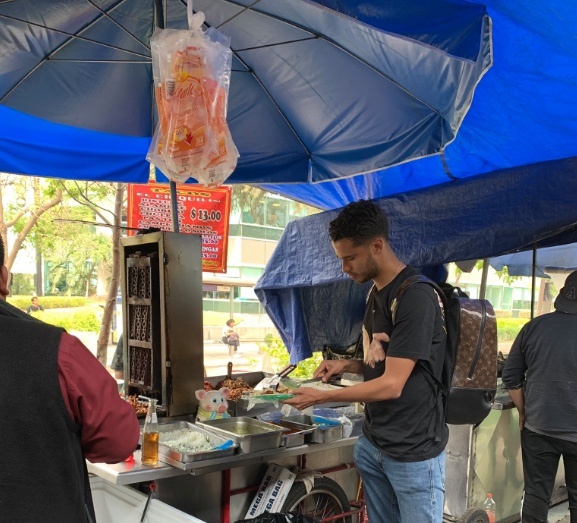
[147, 1, 238, 186]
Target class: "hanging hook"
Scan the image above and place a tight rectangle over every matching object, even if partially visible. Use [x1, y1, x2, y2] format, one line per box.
[188, 0, 205, 31]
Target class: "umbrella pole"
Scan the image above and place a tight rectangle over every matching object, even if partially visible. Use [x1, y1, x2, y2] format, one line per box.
[531, 244, 537, 318]
[479, 258, 489, 299]
[170, 181, 180, 233]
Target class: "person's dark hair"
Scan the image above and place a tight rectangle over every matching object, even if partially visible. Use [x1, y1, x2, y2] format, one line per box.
[329, 199, 389, 245]
[0, 234, 4, 265]
[226, 319, 235, 327]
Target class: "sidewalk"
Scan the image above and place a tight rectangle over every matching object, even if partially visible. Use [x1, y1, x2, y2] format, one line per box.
[202, 340, 265, 377]
[102, 339, 266, 378]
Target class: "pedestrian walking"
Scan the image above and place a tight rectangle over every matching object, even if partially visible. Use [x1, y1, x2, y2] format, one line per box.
[502, 270, 577, 523]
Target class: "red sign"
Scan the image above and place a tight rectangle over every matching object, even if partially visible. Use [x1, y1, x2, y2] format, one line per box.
[127, 183, 232, 273]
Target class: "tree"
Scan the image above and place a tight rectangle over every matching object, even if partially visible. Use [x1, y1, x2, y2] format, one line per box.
[58, 181, 125, 365]
[0, 174, 62, 273]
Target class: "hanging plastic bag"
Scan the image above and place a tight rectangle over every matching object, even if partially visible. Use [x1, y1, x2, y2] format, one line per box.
[147, 0, 238, 186]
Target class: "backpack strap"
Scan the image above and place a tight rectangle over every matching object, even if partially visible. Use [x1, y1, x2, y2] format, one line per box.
[390, 274, 448, 441]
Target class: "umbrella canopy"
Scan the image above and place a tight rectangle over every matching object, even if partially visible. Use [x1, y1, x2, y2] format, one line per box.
[490, 243, 577, 277]
[0, 0, 491, 186]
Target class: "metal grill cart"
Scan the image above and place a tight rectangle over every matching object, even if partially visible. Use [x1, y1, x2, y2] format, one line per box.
[88, 430, 362, 523]
[443, 380, 567, 523]
[120, 231, 204, 417]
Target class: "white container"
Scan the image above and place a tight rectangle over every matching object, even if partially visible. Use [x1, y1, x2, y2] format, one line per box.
[89, 476, 205, 523]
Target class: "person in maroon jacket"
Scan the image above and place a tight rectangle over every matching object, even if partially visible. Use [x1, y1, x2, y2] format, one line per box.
[0, 235, 140, 522]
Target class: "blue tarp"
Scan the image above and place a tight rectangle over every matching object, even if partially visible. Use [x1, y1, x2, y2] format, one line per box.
[490, 244, 577, 277]
[255, 157, 577, 362]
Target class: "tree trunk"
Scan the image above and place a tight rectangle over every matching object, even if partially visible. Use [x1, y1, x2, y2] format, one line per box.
[96, 184, 124, 365]
[3, 189, 63, 272]
[35, 247, 43, 296]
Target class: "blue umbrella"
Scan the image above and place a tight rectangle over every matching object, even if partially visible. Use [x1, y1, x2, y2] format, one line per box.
[0, 0, 491, 187]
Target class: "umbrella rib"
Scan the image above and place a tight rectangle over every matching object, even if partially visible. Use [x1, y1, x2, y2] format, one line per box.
[0, 10, 150, 104]
[217, 0, 441, 114]
[215, 0, 264, 30]
[178, 0, 312, 159]
[85, 0, 152, 51]
[46, 59, 150, 64]
[0, 13, 150, 59]
[235, 37, 317, 53]
[232, 49, 313, 162]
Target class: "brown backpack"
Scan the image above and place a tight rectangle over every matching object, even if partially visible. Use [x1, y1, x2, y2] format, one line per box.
[392, 275, 498, 427]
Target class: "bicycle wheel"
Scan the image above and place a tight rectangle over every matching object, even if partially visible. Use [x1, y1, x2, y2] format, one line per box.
[281, 476, 352, 523]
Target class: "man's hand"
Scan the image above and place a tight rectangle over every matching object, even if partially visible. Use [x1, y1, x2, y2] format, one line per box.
[313, 359, 349, 382]
[282, 387, 327, 410]
[518, 413, 525, 431]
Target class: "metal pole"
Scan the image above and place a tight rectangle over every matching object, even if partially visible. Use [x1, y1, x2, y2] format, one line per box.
[479, 258, 489, 299]
[531, 244, 537, 318]
[153, 0, 180, 233]
[170, 181, 180, 233]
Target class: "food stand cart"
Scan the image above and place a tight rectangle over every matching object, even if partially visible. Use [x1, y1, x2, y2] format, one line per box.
[100, 230, 364, 522]
[88, 426, 362, 523]
[99, 229, 570, 523]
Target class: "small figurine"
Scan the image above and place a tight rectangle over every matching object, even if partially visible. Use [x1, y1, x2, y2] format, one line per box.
[195, 387, 231, 422]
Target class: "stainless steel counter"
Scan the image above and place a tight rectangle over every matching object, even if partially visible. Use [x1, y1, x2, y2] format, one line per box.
[87, 436, 359, 485]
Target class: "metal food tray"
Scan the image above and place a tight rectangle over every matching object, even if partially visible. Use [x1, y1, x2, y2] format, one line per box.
[198, 417, 285, 453]
[267, 419, 316, 448]
[153, 421, 238, 466]
[284, 414, 344, 443]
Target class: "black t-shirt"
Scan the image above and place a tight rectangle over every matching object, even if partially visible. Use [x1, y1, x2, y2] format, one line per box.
[362, 267, 449, 462]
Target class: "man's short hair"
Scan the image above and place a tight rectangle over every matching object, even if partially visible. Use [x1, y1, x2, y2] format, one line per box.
[0, 234, 4, 266]
[329, 199, 389, 245]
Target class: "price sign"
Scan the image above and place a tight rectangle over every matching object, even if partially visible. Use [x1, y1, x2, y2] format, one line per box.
[127, 183, 232, 273]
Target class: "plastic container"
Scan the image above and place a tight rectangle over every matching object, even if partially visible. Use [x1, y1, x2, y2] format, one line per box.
[483, 493, 496, 523]
[198, 417, 285, 453]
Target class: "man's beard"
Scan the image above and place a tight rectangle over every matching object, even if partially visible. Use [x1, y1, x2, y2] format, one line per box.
[355, 254, 380, 284]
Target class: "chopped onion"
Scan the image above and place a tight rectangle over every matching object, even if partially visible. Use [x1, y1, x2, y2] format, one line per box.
[160, 429, 213, 453]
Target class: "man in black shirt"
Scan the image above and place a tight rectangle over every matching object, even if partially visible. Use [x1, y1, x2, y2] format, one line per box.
[502, 270, 577, 523]
[284, 200, 448, 523]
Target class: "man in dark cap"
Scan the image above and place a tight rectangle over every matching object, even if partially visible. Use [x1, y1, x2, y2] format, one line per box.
[502, 270, 577, 523]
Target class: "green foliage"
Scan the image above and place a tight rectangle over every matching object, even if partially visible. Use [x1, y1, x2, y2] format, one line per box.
[496, 317, 529, 342]
[10, 274, 35, 295]
[258, 334, 323, 378]
[39, 204, 111, 296]
[8, 295, 89, 310]
[494, 265, 522, 285]
[27, 309, 100, 332]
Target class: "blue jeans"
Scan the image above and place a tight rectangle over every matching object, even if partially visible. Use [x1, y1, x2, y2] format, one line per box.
[353, 436, 445, 523]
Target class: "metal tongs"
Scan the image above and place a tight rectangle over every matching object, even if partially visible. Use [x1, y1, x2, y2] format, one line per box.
[253, 363, 297, 391]
[297, 374, 342, 386]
